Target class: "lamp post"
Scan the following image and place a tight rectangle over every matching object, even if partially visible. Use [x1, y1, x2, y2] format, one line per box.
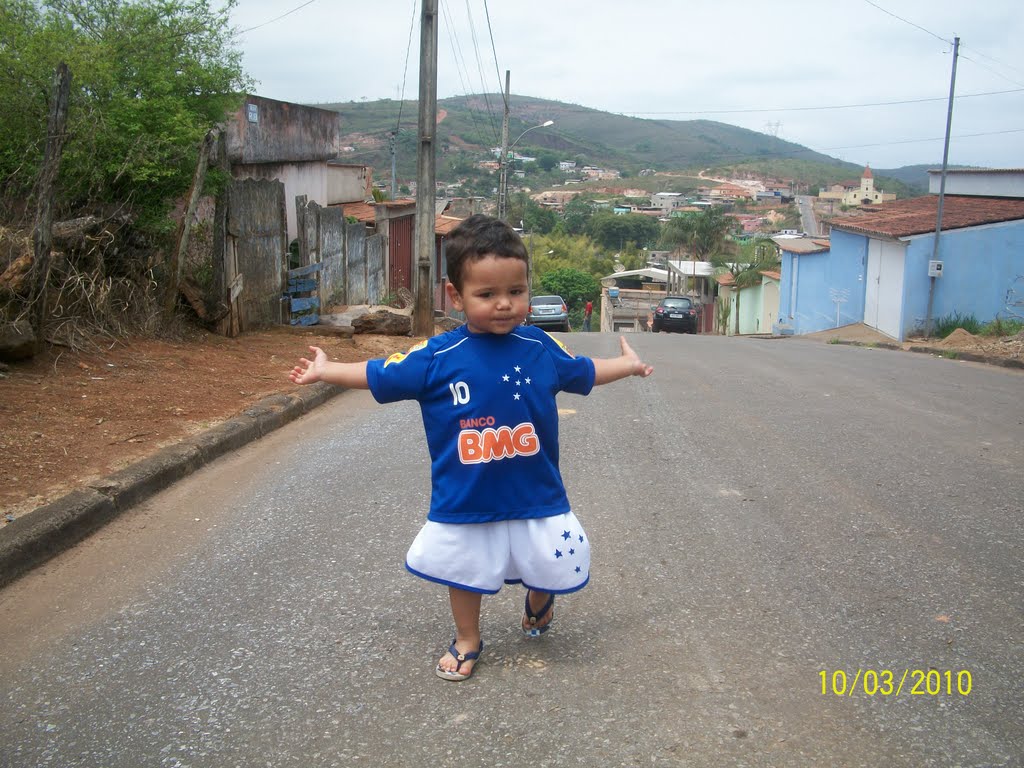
[498, 120, 553, 221]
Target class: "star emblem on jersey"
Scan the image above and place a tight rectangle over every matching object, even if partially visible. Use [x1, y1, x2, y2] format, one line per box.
[502, 365, 533, 401]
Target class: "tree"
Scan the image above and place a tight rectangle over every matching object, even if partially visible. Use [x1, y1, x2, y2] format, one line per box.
[508, 193, 557, 234]
[711, 238, 779, 335]
[0, 0, 250, 233]
[538, 267, 600, 311]
[537, 151, 558, 172]
[586, 212, 660, 251]
[659, 207, 736, 259]
[562, 196, 593, 236]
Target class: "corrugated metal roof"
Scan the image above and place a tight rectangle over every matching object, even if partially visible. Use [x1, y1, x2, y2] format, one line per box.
[928, 168, 1024, 174]
[772, 235, 830, 254]
[435, 215, 463, 235]
[829, 195, 1024, 239]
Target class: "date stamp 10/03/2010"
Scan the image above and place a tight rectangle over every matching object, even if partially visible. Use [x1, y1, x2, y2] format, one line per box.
[820, 669, 973, 697]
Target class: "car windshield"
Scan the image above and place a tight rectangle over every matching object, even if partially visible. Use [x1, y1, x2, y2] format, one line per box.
[531, 296, 562, 307]
[662, 298, 692, 309]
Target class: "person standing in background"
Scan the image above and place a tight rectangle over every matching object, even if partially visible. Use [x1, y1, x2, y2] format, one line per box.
[582, 299, 593, 332]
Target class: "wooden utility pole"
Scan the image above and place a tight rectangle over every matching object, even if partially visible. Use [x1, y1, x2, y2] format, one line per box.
[30, 62, 71, 354]
[164, 127, 218, 315]
[413, 0, 438, 337]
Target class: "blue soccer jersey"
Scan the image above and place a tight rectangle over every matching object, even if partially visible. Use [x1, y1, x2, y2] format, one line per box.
[366, 324, 595, 523]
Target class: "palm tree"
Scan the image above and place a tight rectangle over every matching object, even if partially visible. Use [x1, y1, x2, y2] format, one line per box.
[710, 238, 779, 336]
[660, 207, 737, 295]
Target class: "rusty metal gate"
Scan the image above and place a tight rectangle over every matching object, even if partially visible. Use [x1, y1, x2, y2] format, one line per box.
[389, 214, 413, 291]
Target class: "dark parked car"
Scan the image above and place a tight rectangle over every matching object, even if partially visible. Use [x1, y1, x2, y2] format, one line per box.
[526, 295, 569, 332]
[652, 296, 698, 334]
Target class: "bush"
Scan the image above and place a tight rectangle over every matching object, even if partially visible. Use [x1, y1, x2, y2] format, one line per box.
[932, 312, 982, 338]
[980, 317, 1024, 337]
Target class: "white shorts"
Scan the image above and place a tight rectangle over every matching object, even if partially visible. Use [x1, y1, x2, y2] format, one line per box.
[405, 511, 591, 595]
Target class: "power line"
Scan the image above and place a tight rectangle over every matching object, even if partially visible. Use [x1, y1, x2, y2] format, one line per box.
[395, 0, 418, 133]
[460, 0, 502, 143]
[816, 127, 1024, 153]
[616, 88, 1024, 117]
[861, 0, 950, 45]
[960, 42, 1024, 77]
[239, 0, 319, 34]
[440, 1, 500, 145]
[958, 54, 1024, 89]
[860, 1, 1024, 88]
[482, 0, 506, 109]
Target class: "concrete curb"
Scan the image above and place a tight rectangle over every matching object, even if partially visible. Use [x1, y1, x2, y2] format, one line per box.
[828, 339, 1024, 369]
[0, 381, 342, 589]
[760, 334, 1023, 370]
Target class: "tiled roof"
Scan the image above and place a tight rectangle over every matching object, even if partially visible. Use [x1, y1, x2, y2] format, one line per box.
[338, 201, 376, 223]
[336, 201, 464, 236]
[829, 195, 1024, 239]
[761, 270, 781, 280]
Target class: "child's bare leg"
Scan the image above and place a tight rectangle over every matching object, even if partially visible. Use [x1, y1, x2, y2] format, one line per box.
[437, 587, 482, 675]
[523, 589, 554, 631]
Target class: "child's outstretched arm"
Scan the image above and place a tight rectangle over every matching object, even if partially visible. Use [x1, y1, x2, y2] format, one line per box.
[592, 336, 654, 385]
[289, 346, 369, 389]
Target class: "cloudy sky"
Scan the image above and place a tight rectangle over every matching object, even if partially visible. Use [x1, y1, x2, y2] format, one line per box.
[228, 0, 1024, 170]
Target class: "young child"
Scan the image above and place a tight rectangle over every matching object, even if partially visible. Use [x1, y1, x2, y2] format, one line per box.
[289, 214, 653, 681]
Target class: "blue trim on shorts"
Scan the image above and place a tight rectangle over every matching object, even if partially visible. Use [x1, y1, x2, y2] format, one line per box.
[405, 562, 501, 594]
[514, 574, 590, 595]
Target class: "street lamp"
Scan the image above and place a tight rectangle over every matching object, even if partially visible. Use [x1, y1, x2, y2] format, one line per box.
[498, 120, 553, 220]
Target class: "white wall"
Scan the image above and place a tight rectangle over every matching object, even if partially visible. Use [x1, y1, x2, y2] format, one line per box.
[928, 170, 1024, 198]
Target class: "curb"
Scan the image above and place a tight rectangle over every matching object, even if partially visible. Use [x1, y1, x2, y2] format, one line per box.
[827, 338, 1023, 369]
[0, 381, 342, 589]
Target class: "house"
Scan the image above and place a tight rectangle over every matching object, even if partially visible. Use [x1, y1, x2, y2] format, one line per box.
[709, 183, 755, 201]
[650, 192, 688, 213]
[717, 270, 781, 335]
[778, 168, 1024, 340]
[336, 199, 466, 314]
[223, 95, 371, 242]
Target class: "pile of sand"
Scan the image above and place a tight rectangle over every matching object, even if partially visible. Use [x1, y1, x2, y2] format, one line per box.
[938, 328, 978, 348]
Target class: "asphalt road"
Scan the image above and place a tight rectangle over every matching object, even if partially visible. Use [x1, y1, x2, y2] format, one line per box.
[796, 194, 819, 236]
[2, 333, 1022, 767]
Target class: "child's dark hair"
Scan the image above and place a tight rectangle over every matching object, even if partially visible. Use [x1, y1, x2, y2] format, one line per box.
[445, 214, 529, 291]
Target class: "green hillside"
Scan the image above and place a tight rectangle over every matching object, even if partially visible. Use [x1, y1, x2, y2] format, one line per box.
[317, 94, 927, 197]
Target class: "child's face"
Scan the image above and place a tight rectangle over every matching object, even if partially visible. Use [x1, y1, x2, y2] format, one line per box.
[446, 254, 530, 335]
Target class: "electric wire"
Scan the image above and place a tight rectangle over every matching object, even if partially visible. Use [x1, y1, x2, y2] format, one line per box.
[394, 0, 419, 134]
[616, 88, 1024, 117]
[463, 0, 501, 138]
[238, 0, 319, 34]
[861, 0, 1024, 88]
[482, 0, 507, 109]
[861, 0, 950, 44]
[440, 0, 501, 146]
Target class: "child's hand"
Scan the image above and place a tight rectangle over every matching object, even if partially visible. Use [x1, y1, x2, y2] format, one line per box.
[289, 346, 327, 385]
[619, 336, 654, 378]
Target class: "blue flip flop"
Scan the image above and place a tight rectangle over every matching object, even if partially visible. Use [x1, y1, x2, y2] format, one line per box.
[523, 591, 555, 637]
[435, 639, 484, 681]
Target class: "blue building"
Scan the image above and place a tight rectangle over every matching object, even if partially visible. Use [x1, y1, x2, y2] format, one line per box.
[776, 170, 1024, 340]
